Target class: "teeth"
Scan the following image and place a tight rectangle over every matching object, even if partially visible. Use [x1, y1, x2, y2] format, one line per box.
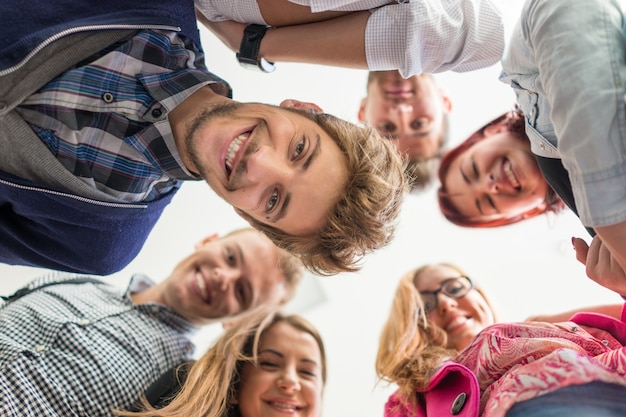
[225, 133, 248, 171]
[446, 316, 468, 332]
[196, 272, 208, 302]
[503, 160, 520, 189]
[269, 402, 297, 410]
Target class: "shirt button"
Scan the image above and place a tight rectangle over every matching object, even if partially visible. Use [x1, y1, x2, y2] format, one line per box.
[602, 340, 609, 345]
[102, 92, 114, 103]
[571, 326, 578, 332]
[451, 392, 467, 415]
[540, 143, 546, 150]
[80, 319, 90, 325]
[529, 108, 535, 118]
[35, 344, 46, 352]
[151, 108, 163, 118]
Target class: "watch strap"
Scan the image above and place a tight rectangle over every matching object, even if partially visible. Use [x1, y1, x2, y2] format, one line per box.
[236, 24, 275, 73]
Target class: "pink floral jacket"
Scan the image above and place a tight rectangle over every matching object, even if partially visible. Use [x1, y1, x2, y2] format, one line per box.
[385, 306, 626, 417]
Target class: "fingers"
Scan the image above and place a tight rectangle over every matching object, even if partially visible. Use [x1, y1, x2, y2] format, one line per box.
[572, 236, 590, 265]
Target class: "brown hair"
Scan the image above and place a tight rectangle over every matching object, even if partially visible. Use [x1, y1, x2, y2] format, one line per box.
[239, 110, 408, 276]
[119, 309, 326, 417]
[437, 109, 564, 227]
[223, 228, 303, 303]
[375, 263, 497, 404]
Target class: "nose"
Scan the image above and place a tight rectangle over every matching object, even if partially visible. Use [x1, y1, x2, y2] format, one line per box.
[213, 267, 239, 292]
[480, 173, 500, 194]
[436, 292, 457, 314]
[396, 103, 413, 113]
[277, 367, 301, 393]
[245, 144, 292, 185]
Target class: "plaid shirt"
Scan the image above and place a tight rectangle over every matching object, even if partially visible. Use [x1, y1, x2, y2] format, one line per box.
[16, 30, 230, 202]
[0, 272, 197, 416]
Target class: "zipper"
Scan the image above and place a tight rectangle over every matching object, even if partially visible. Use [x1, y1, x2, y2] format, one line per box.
[0, 178, 148, 209]
[0, 24, 181, 77]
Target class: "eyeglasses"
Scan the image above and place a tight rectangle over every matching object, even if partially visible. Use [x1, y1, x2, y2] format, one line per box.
[419, 276, 474, 315]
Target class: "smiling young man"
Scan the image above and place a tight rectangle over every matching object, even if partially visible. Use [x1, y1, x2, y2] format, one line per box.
[0, 228, 302, 416]
[0, 0, 407, 277]
[358, 71, 452, 190]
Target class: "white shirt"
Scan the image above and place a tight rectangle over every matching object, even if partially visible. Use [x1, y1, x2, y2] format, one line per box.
[196, 0, 505, 77]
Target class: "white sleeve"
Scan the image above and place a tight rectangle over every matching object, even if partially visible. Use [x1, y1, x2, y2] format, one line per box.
[365, 0, 504, 77]
[194, 0, 267, 24]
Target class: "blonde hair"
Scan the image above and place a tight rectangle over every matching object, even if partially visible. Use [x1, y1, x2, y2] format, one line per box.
[119, 309, 326, 417]
[239, 110, 408, 276]
[375, 263, 496, 404]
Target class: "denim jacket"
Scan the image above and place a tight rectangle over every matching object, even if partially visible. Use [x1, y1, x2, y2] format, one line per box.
[500, 0, 626, 227]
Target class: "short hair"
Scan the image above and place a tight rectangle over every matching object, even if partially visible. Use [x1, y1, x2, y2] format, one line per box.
[437, 109, 565, 227]
[223, 228, 303, 303]
[405, 156, 441, 192]
[375, 263, 497, 404]
[238, 110, 409, 276]
[120, 309, 326, 417]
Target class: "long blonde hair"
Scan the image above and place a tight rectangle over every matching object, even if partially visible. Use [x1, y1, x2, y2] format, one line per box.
[119, 308, 326, 417]
[375, 263, 496, 403]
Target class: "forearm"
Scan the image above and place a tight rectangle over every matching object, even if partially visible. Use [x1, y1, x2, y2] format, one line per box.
[256, 0, 349, 26]
[259, 11, 370, 68]
[527, 304, 624, 322]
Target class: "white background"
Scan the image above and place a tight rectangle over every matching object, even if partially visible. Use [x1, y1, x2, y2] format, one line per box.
[1, 1, 621, 415]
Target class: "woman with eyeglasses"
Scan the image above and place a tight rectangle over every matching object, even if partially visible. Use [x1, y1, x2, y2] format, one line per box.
[377, 263, 626, 417]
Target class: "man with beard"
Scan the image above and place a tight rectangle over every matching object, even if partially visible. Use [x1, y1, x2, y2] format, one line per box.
[0, 0, 406, 277]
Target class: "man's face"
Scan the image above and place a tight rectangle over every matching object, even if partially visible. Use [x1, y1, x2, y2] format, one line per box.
[359, 71, 451, 161]
[162, 230, 287, 325]
[184, 103, 348, 236]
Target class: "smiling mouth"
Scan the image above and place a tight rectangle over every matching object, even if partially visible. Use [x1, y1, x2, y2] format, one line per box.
[445, 315, 470, 332]
[503, 159, 521, 191]
[195, 270, 210, 304]
[225, 131, 252, 178]
[267, 401, 303, 412]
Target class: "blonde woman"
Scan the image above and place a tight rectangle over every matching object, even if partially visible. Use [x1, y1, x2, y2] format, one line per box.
[377, 263, 626, 417]
[121, 309, 326, 417]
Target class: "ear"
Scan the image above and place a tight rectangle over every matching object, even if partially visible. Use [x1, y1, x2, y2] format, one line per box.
[280, 99, 323, 114]
[440, 92, 452, 113]
[483, 119, 509, 137]
[194, 233, 219, 250]
[357, 97, 367, 122]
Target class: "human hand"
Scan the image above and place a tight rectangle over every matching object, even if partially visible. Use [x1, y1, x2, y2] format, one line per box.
[573, 236, 626, 295]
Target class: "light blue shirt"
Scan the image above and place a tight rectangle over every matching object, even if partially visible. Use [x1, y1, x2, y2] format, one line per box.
[500, 0, 626, 227]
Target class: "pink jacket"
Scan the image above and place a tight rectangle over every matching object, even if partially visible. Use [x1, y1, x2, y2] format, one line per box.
[384, 362, 478, 417]
[384, 306, 626, 417]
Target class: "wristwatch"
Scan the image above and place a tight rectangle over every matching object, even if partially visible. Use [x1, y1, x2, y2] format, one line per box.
[236, 24, 275, 73]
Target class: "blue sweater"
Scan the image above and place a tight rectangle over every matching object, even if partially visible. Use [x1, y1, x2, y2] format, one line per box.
[0, 0, 204, 275]
[0, 0, 202, 73]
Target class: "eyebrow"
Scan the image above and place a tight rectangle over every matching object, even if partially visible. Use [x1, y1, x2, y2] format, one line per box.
[270, 134, 321, 224]
[259, 349, 319, 366]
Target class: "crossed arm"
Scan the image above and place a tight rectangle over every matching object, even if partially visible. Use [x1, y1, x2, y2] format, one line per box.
[196, 1, 369, 68]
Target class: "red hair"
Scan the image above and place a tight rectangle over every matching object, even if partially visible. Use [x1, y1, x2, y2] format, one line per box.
[437, 110, 564, 228]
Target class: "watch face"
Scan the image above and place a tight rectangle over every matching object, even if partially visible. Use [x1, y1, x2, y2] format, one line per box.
[258, 58, 276, 73]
